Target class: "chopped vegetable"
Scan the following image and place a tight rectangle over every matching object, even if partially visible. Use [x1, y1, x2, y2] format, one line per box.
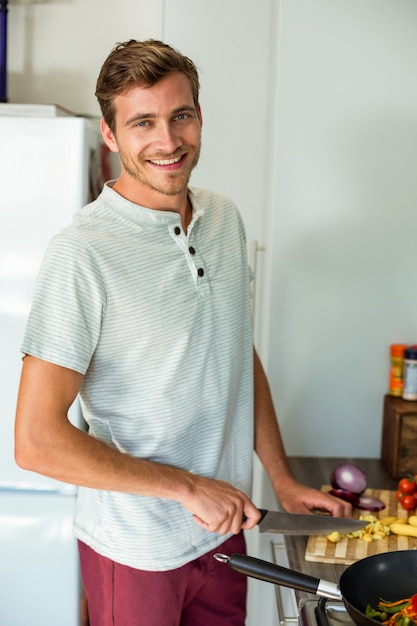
[326, 514, 391, 544]
[328, 488, 360, 506]
[356, 495, 386, 511]
[366, 594, 417, 626]
[365, 604, 388, 622]
[326, 531, 343, 543]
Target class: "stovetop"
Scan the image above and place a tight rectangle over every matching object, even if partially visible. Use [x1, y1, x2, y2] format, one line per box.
[299, 598, 355, 626]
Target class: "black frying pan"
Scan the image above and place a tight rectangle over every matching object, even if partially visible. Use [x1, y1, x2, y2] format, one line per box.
[213, 550, 417, 626]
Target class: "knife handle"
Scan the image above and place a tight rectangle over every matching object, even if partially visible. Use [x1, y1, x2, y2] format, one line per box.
[258, 509, 268, 523]
[242, 508, 268, 524]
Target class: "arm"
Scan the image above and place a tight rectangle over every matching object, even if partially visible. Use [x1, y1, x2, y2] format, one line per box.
[253, 348, 352, 517]
[15, 355, 260, 535]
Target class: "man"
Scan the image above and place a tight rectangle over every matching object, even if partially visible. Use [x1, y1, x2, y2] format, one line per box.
[15, 40, 350, 625]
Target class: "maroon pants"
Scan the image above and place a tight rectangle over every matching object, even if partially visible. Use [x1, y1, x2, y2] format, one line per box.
[78, 533, 247, 626]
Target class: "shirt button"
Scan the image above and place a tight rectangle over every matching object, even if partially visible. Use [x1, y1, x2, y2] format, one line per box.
[189, 246, 196, 255]
[174, 226, 181, 235]
[197, 268, 204, 277]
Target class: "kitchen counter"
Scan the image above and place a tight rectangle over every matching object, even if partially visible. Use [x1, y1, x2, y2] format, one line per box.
[283, 457, 398, 600]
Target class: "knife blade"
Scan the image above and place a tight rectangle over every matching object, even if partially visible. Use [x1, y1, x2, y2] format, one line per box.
[255, 509, 367, 535]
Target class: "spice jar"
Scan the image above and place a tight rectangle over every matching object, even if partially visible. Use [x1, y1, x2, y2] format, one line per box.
[389, 344, 408, 397]
[402, 347, 417, 401]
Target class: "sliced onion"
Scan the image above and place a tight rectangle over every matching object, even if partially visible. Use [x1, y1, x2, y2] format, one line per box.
[330, 463, 367, 495]
[328, 488, 360, 507]
[356, 496, 386, 511]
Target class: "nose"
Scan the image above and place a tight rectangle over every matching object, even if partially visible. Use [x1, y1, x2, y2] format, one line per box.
[155, 121, 182, 153]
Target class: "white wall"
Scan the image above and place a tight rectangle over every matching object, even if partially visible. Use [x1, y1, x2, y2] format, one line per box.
[7, 0, 163, 115]
[267, 0, 417, 457]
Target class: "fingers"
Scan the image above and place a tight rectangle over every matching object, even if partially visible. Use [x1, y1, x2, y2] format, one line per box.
[315, 491, 352, 518]
[193, 502, 249, 535]
[278, 482, 353, 518]
[325, 494, 352, 518]
[188, 482, 261, 535]
[193, 511, 242, 535]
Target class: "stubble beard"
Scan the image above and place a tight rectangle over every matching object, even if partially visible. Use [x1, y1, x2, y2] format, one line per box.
[120, 143, 201, 197]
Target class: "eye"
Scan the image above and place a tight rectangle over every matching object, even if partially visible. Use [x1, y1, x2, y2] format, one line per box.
[174, 113, 189, 121]
[136, 120, 150, 128]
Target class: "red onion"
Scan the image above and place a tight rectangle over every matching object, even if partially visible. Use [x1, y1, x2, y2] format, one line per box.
[330, 463, 367, 495]
[356, 496, 386, 511]
[328, 488, 360, 507]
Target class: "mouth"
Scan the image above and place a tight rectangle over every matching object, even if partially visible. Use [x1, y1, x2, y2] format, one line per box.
[148, 154, 185, 167]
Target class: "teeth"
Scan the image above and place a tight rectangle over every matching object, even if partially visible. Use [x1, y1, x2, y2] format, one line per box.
[150, 155, 182, 166]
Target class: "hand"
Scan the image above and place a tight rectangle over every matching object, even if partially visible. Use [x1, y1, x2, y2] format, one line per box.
[180, 475, 261, 535]
[276, 478, 353, 518]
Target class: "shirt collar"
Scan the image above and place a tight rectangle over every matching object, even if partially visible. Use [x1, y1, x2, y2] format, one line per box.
[99, 181, 205, 228]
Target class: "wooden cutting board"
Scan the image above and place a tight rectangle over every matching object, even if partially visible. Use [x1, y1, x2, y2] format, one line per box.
[305, 485, 417, 565]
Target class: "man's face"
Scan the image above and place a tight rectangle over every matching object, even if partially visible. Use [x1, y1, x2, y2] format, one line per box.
[102, 72, 202, 207]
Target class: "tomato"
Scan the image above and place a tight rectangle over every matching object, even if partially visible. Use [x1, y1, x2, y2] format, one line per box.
[395, 489, 403, 500]
[400, 493, 417, 511]
[398, 477, 416, 495]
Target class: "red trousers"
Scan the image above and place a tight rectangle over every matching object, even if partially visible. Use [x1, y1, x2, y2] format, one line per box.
[78, 532, 247, 626]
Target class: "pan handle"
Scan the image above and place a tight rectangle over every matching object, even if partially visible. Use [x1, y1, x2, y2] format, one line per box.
[213, 553, 341, 600]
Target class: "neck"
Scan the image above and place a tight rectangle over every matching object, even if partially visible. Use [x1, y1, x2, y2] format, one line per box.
[111, 178, 192, 231]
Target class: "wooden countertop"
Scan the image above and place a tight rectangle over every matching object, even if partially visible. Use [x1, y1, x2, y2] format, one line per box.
[284, 457, 398, 598]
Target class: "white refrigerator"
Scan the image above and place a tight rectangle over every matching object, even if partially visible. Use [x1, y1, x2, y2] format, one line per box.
[0, 111, 103, 626]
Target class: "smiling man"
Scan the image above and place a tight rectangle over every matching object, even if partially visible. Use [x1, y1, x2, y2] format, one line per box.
[103, 71, 202, 219]
[14, 40, 351, 626]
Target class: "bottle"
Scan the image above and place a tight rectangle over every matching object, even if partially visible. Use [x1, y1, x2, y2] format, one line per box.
[389, 344, 408, 397]
[402, 347, 417, 401]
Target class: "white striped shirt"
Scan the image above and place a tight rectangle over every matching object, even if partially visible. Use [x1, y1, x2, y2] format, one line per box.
[22, 183, 254, 570]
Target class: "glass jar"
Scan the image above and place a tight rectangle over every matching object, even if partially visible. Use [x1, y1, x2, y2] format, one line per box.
[389, 344, 408, 397]
[402, 347, 417, 401]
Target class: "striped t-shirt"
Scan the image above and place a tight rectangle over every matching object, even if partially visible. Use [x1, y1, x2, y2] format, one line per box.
[21, 183, 254, 570]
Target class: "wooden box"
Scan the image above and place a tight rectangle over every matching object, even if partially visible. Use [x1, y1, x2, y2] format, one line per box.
[381, 394, 417, 478]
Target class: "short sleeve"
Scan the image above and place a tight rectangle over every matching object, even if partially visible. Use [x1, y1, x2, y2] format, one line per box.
[21, 233, 106, 374]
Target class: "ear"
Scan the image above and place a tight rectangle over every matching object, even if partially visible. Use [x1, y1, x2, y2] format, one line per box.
[197, 104, 203, 128]
[100, 118, 119, 153]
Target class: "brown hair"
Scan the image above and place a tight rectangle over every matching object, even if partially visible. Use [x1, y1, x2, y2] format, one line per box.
[95, 39, 200, 133]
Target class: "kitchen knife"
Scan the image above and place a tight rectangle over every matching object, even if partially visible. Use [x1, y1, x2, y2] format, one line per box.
[253, 509, 367, 535]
